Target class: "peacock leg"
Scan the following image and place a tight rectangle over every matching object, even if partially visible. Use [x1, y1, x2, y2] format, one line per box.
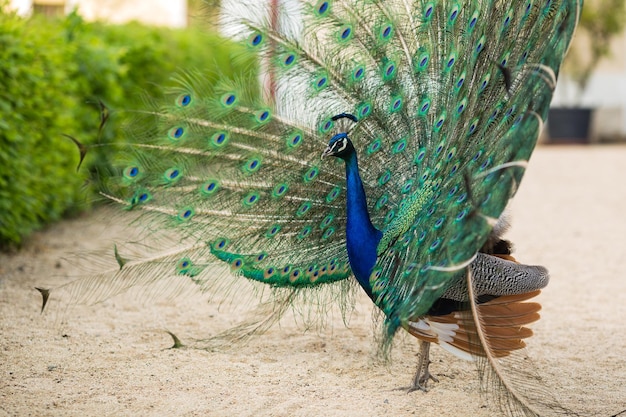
[408, 340, 439, 392]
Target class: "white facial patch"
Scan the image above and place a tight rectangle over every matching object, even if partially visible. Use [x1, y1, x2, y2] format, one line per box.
[334, 138, 347, 153]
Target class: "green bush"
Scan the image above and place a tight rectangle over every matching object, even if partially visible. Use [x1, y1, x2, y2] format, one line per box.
[0, 7, 257, 249]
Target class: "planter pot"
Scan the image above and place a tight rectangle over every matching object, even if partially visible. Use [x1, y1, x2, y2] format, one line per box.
[547, 107, 592, 143]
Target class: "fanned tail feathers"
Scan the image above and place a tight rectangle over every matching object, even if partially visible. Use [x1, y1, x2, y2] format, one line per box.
[41, 217, 357, 345]
[41, 1, 583, 415]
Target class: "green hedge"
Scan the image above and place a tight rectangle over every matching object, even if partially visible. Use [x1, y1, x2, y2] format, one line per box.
[0, 8, 257, 248]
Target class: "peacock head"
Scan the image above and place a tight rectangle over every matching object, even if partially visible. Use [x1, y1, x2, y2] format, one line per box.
[322, 132, 355, 160]
[321, 113, 358, 160]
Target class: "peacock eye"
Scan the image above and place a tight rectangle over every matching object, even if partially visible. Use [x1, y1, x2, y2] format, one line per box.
[334, 138, 347, 152]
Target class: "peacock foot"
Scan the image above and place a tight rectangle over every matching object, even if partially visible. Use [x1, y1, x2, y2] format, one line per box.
[394, 340, 439, 393]
[407, 365, 439, 393]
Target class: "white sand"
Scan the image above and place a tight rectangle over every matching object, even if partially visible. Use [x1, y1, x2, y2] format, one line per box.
[1, 145, 625, 416]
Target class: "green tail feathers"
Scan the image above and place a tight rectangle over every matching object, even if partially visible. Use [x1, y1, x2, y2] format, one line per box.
[49, 1, 581, 415]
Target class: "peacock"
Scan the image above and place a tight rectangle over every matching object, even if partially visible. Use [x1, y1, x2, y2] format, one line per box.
[41, 0, 582, 415]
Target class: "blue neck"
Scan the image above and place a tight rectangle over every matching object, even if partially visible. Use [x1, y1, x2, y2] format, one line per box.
[343, 152, 382, 299]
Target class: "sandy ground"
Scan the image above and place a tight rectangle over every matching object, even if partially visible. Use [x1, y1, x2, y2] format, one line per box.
[1, 145, 626, 417]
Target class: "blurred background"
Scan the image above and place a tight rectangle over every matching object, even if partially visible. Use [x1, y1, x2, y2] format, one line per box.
[1, 0, 624, 248]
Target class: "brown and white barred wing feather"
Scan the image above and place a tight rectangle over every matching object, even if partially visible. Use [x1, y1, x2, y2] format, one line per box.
[407, 289, 543, 360]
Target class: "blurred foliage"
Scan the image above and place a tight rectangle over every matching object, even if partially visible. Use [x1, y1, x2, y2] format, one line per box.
[188, 0, 221, 28]
[562, 0, 626, 94]
[0, 5, 257, 249]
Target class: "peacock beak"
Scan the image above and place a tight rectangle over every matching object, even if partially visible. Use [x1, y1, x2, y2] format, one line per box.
[321, 146, 333, 159]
